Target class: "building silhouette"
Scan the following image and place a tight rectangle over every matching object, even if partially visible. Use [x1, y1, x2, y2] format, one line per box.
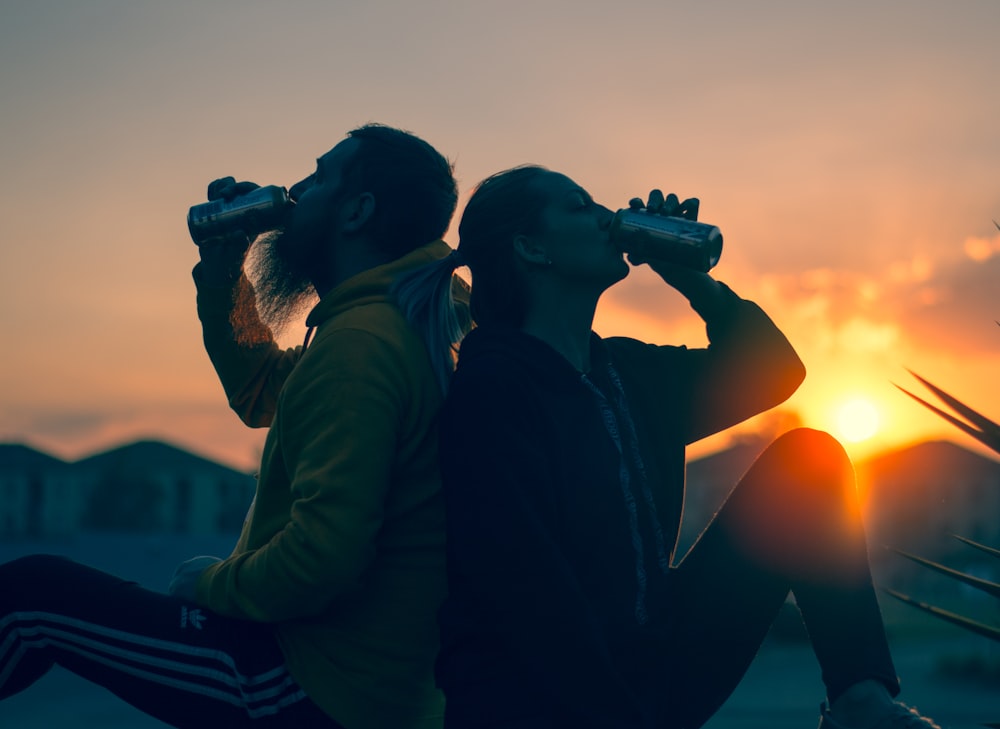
[2, 436, 997, 582]
[0, 440, 255, 538]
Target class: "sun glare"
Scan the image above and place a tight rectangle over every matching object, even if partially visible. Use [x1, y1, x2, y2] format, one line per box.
[835, 398, 881, 443]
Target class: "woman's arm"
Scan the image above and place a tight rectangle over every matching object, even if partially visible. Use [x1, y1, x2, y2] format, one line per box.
[629, 263, 805, 444]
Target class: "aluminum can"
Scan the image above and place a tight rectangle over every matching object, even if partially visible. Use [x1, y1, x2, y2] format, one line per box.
[187, 185, 292, 244]
[610, 209, 723, 272]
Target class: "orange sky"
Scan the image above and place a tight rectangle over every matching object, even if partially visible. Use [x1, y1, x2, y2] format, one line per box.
[1, 1, 998, 472]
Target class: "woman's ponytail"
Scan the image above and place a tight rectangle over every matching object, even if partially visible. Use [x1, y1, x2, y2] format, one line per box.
[392, 249, 469, 396]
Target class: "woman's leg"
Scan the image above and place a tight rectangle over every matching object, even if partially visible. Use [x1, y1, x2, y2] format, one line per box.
[0, 554, 339, 728]
[659, 428, 897, 727]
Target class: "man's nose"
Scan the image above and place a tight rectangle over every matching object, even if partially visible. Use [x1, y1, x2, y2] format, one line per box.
[288, 174, 314, 202]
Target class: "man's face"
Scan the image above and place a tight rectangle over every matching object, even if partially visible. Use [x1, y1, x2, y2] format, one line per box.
[243, 137, 361, 334]
[281, 136, 361, 271]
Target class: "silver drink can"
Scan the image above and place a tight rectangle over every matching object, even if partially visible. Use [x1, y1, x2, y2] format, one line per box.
[187, 185, 293, 244]
[610, 209, 723, 272]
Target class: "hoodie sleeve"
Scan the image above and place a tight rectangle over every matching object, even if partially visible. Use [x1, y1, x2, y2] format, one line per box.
[194, 266, 303, 428]
[440, 367, 654, 729]
[195, 326, 406, 621]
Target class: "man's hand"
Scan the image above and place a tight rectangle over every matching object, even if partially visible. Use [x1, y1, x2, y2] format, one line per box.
[168, 555, 222, 602]
[192, 176, 262, 282]
[207, 176, 261, 203]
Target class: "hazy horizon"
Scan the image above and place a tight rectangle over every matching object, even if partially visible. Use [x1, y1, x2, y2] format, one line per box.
[5, 427, 997, 475]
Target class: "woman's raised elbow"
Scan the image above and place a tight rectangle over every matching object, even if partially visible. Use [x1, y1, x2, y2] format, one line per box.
[780, 354, 807, 401]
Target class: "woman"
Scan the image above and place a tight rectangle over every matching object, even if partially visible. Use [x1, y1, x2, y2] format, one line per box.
[394, 166, 939, 728]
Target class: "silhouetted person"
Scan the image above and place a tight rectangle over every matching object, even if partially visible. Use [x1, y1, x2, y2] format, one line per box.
[394, 165, 941, 728]
[0, 124, 469, 728]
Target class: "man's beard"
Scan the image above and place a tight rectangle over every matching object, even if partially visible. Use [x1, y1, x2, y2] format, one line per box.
[242, 228, 319, 339]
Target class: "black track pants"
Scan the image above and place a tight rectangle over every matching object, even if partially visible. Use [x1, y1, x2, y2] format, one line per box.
[655, 428, 899, 728]
[0, 554, 342, 728]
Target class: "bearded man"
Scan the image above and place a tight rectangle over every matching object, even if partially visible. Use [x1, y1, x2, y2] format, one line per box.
[0, 124, 468, 729]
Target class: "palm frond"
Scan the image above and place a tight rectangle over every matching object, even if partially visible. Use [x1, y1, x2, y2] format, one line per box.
[882, 588, 1000, 641]
[895, 371, 1000, 454]
[952, 534, 1000, 559]
[891, 548, 1000, 599]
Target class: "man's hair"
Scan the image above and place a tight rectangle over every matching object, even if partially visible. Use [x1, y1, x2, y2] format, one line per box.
[391, 165, 551, 394]
[344, 124, 458, 259]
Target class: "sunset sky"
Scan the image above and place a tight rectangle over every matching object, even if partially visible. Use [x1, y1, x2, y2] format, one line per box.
[2, 1, 998, 472]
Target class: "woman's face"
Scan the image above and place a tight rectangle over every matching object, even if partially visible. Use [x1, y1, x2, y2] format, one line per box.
[530, 171, 630, 292]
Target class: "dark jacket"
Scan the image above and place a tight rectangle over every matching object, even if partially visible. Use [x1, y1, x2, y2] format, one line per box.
[436, 284, 805, 728]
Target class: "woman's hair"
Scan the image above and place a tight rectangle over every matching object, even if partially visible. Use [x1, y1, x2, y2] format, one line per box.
[392, 164, 554, 393]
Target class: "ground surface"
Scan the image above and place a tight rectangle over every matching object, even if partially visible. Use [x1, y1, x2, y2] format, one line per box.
[0, 535, 995, 727]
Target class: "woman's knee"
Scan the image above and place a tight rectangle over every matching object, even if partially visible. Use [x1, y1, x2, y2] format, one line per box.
[724, 428, 861, 544]
[766, 427, 851, 467]
[724, 429, 869, 580]
[750, 428, 855, 499]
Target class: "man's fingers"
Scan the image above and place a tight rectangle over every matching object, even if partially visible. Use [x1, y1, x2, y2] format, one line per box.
[206, 178, 259, 202]
[230, 181, 261, 197]
[678, 197, 700, 221]
[207, 176, 237, 201]
[662, 193, 680, 217]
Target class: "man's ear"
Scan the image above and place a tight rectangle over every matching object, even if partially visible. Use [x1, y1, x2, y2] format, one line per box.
[342, 192, 376, 233]
[512, 233, 551, 267]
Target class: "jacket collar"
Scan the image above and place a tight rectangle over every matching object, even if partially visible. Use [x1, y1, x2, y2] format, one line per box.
[304, 239, 454, 328]
[457, 326, 610, 389]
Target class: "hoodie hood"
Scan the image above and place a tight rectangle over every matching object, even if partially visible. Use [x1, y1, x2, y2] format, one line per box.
[304, 239, 456, 329]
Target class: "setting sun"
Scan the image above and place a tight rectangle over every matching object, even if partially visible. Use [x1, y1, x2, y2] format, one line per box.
[835, 398, 881, 443]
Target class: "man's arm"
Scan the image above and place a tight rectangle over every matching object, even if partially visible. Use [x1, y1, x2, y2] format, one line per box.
[193, 328, 405, 621]
[193, 233, 301, 428]
[194, 266, 301, 428]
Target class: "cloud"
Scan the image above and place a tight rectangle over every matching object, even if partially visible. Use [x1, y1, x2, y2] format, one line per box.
[888, 254, 1000, 353]
[761, 253, 1000, 357]
[963, 228, 1000, 262]
[603, 242, 999, 371]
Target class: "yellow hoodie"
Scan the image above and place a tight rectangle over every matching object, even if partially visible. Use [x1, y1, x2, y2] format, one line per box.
[193, 240, 466, 729]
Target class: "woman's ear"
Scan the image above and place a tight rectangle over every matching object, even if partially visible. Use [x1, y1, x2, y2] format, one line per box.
[512, 233, 552, 267]
[342, 192, 376, 233]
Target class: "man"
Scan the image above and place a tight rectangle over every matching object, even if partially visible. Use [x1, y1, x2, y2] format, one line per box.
[0, 124, 468, 728]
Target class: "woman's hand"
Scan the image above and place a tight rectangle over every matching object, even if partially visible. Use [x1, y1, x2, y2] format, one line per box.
[629, 189, 700, 220]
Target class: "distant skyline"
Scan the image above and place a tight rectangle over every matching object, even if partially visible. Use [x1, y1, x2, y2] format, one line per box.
[2, 1, 999, 471]
[5, 428, 996, 476]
